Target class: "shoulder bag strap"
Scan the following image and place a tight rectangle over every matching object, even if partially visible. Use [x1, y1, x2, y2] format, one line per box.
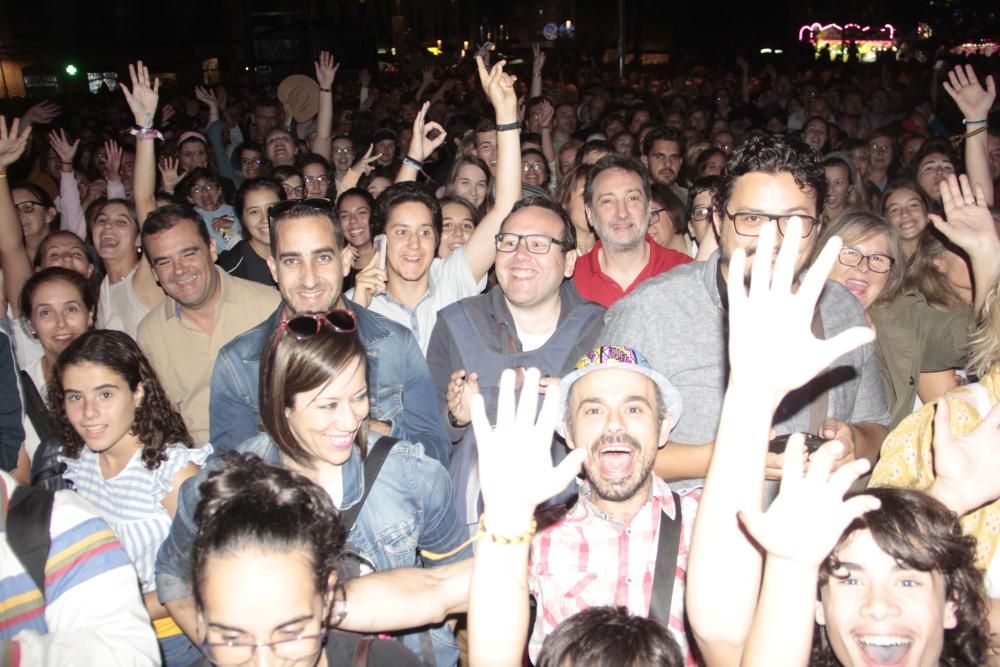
[352, 636, 374, 667]
[339, 436, 398, 532]
[20, 370, 53, 443]
[7, 484, 55, 594]
[648, 491, 682, 626]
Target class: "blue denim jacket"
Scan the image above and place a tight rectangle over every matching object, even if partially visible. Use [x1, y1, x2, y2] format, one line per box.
[208, 302, 451, 466]
[155, 433, 469, 666]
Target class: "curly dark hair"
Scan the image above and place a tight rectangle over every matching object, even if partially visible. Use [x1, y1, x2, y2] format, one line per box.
[49, 329, 193, 470]
[190, 452, 347, 617]
[812, 488, 991, 667]
[715, 133, 827, 221]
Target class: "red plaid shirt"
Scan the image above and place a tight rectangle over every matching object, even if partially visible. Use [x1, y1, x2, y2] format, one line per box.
[527, 477, 700, 665]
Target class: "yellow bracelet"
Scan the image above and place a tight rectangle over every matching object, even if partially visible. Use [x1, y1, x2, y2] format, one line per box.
[422, 514, 537, 561]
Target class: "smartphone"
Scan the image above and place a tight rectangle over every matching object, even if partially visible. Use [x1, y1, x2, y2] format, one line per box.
[768, 433, 827, 454]
[372, 234, 387, 271]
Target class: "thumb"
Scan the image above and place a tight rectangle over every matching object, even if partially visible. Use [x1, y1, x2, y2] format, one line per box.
[933, 398, 952, 446]
[544, 449, 586, 497]
[736, 508, 767, 546]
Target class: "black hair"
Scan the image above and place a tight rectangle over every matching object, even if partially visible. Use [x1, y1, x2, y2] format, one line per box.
[502, 195, 577, 251]
[141, 204, 211, 256]
[374, 181, 442, 243]
[234, 177, 285, 219]
[536, 606, 683, 667]
[642, 126, 687, 159]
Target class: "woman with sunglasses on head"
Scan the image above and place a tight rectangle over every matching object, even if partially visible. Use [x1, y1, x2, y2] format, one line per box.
[217, 177, 285, 287]
[50, 329, 210, 666]
[191, 454, 425, 666]
[155, 309, 468, 666]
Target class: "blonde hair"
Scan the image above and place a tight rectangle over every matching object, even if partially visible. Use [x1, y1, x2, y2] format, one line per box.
[967, 281, 1000, 378]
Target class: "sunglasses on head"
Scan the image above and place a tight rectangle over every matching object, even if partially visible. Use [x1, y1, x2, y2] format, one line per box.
[268, 198, 334, 221]
[279, 309, 357, 341]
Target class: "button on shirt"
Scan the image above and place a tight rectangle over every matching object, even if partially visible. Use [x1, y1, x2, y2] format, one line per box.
[573, 237, 692, 308]
[350, 246, 486, 354]
[528, 476, 701, 665]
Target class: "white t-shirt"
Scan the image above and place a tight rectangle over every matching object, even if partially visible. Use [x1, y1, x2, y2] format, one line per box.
[348, 246, 486, 354]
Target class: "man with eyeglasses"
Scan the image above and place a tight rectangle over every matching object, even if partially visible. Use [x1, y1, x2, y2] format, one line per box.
[573, 154, 691, 308]
[425, 197, 605, 527]
[600, 134, 890, 491]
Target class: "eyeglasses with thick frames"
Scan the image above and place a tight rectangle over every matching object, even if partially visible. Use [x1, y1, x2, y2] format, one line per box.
[837, 246, 895, 274]
[202, 631, 327, 665]
[649, 208, 667, 224]
[723, 206, 818, 238]
[190, 182, 220, 194]
[495, 232, 567, 254]
[278, 309, 357, 341]
[240, 157, 264, 167]
[14, 201, 46, 215]
[268, 198, 333, 221]
[690, 205, 713, 222]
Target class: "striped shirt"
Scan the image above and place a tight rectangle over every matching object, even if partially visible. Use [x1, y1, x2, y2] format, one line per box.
[528, 477, 701, 665]
[62, 444, 212, 593]
[0, 470, 159, 665]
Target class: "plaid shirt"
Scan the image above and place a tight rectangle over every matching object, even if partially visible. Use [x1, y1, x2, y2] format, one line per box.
[527, 477, 700, 665]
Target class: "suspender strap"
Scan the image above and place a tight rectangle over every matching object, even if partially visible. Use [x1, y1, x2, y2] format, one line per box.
[648, 491, 682, 626]
[339, 436, 398, 532]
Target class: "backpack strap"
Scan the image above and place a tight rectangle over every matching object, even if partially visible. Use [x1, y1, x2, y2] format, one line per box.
[339, 436, 398, 532]
[20, 370, 53, 443]
[7, 484, 55, 594]
[352, 636, 374, 667]
[648, 491, 682, 627]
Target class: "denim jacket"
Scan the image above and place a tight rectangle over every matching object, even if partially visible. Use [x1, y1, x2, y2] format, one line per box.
[208, 301, 451, 466]
[155, 433, 469, 666]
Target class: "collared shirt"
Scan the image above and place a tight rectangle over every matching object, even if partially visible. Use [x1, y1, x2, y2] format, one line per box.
[527, 477, 701, 665]
[348, 246, 486, 354]
[573, 236, 692, 308]
[137, 268, 280, 445]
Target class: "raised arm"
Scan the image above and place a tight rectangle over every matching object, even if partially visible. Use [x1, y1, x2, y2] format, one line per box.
[0, 116, 36, 316]
[468, 368, 586, 667]
[120, 61, 160, 224]
[311, 51, 339, 160]
[395, 101, 447, 184]
[339, 143, 380, 192]
[461, 56, 521, 282]
[195, 86, 237, 184]
[929, 173, 1000, 315]
[536, 98, 556, 163]
[943, 65, 995, 207]
[530, 43, 545, 99]
[49, 128, 86, 238]
[686, 221, 876, 667]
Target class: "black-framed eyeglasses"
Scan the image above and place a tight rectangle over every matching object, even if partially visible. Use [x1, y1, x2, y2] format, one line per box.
[14, 201, 46, 214]
[304, 175, 330, 184]
[723, 206, 818, 238]
[282, 184, 307, 198]
[495, 232, 567, 254]
[279, 309, 357, 341]
[868, 144, 891, 154]
[522, 161, 547, 173]
[649, 208, 667, 224]
[268, 198, 333, 222]
[240, 157, 264, 167]
[690, 205, 713, 222]
[838, 246, 895, 274]
[202, 631, 327, 665]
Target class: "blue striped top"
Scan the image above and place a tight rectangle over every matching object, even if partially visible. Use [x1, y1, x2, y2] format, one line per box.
[61, 444, 212, 593]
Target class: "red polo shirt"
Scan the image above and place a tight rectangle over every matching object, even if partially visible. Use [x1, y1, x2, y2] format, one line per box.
[573, 237, 692, 308]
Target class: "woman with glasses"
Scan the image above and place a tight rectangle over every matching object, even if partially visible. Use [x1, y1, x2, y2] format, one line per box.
[190, 454, 424, 666]
[647, 182, 690, 254]
[272, 165, 307, 200]
[155, 310, 468, 665]
[217, 178, 285, 286]
[50, 330, 210, 666]
[235, 142, 268, 182]
[554, 164, 595, 255]
[685, 176, 719, 260]
[865, 130, 896, 192]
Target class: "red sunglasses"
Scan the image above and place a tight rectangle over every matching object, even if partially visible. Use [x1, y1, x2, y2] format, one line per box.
[278, 309, 357, 341]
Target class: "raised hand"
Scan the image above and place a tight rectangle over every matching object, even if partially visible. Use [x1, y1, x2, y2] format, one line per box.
[120, 60, 160, 128]
[158, 155, 180, 192]
[359, 68, 371, 88]
[406, 101, 447, 162]
[421, 64, 436, 86]
[476, 56, 518, 117]
[350, 253, 388, 308]
[531, 43, 546, 76]
[738, 437, 880, 567]
[943, 64, 996, 121]
[161, 103, 176, 126]
[0, 116, 31, 168]
[315, 51, 339, 89]
[22, 100, 60, 127]
[350, 144, 381, 176]
[471, 368, 586, 532]
[103, 139, 123, 182]
[536, 98, 554, 129]
[194, 86, 220, 111]
[48, 129, 79, 169]
[927, 398, 1000, 516]
[929, 173, 1000, 253]
[726, 220, 876, 403]
[447, 369, 480, 426]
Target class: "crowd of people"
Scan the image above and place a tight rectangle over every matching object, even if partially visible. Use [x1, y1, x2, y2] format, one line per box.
[0, 39, 997, 667]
